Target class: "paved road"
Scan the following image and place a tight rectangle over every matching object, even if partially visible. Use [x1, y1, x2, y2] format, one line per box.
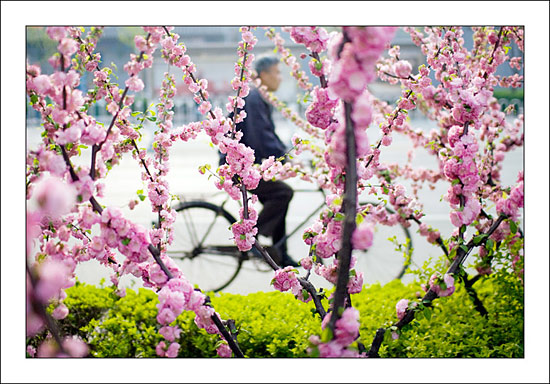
[27, 116, 523, 295]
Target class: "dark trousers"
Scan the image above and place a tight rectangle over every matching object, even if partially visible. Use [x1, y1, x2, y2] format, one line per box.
[251, 179, 294, 254]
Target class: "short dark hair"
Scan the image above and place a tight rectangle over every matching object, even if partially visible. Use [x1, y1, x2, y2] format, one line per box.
[254, 54, 279, 75]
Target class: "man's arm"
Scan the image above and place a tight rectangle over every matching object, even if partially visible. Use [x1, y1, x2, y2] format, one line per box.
[240, 91, 287, 162]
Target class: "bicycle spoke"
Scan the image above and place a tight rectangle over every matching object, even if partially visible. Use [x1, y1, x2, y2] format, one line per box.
[180, 204, 200, 246]
[169, 203, 242, 292]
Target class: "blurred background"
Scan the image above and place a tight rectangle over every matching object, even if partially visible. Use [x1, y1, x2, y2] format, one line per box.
[26, 26, 524, 294]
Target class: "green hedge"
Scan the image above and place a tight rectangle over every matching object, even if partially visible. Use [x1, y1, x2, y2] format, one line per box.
[30, 271, 523, 358]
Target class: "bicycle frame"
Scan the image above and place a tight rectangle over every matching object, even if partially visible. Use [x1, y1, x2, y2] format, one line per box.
[210, 187, 328, 252]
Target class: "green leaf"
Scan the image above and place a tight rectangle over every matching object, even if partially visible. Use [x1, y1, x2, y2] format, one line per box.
[121, 238, 131, 246]
[383, 329, 393, 343]
[451, 178, 461, 186]
[30, 94, 39, 104]
[321, 327, 333, 343]
[334, 212, 345, 221]
[459, 244, 469, 253]
[424, 308, 432, 321]
[138, 194, 146, 202]
[509, 220, 517, 234]
[473, 234, 487, 245]
[240, 234, 246, 240]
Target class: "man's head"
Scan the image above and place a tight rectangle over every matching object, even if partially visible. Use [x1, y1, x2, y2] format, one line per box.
[255, 55, 281, 92]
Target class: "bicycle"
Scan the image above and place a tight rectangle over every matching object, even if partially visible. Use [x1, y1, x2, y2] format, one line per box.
[166, 187, 413, 292]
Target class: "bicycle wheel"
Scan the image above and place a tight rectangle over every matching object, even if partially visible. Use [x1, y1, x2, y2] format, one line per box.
[167, 201, 244, 292]
[352, 202, 413, 285]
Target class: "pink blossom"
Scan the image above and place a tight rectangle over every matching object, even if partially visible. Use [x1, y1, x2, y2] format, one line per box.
[156, 341, 167, 357]
[334, 307, 360, 346]
[393, 60, 412, 78]
[58, 37, 78, 56]
[52, 303, 69, 320]
[27, 345, 37, 357]
[429, 273, 455, 297]
[159, 325, 182, 342]
[347, 271, 364, 294]
[125, 76, 144, 92]
[165, 342, 180, 358]
[352, 221, 374, 250]
[62, 336, 89, 357]
[272, 266, 299, 292]
[396, 298, 409, 320]
[300, 256, 313, 270]
[351, 92, 373, 128]
[32, 74, 52, 94]
[46, 27, 68, 41]
[157, 307, 177, 325]
[217, 343, 232, 357]
[34, 177, 77, 219]
[34, 259, 73, 303]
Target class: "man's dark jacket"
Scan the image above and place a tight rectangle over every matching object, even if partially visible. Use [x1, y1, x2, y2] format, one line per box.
[220, 87, 287, 165]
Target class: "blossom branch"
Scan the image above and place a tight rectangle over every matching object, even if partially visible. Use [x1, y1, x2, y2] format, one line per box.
[90, 33, 152, 180]
[367, 213, 507, 357]
[327, 101, 357, 332]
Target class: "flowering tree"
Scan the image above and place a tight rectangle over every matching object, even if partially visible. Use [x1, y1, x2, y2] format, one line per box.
[26, 25, 523, 358]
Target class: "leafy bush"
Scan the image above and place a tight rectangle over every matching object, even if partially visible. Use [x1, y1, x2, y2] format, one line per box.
[29, 272, 523, 358]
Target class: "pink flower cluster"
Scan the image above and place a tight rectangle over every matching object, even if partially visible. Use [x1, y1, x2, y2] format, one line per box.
[418, 223, 441, 245]
[443, 125, 482, 227]
[231, 217, 258, 252]
[306, 87, 339, 130]
[310, 308, 364, 357]
[272, 266, 311, 302]
[89, 206, 152, 266]
[387, 183, 422, 226]
[160, 30, 214, 117]
[396, 298, 418, 320]
[45, 27, 84, 70]
[259, 156, 298, 182]
[352, 221, 374, 250]
[429, 272, 455, 297]
[74, 27, 103, 72]
[155, 277, 228, 357]
[285, 26, 330, 53]
[496, 175, 523, 220]
[226, 27, 257, 121]
[33, 176, 77, 220]
[396, 298, 410, 320]
[312, 217, 342, 259]
[35, 336, 89, 358]
[329, 27, 396, 102]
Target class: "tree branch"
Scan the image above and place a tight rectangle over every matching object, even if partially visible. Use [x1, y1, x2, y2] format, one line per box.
[367, 213, 507, 357]
[328, 100, 357, 332]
